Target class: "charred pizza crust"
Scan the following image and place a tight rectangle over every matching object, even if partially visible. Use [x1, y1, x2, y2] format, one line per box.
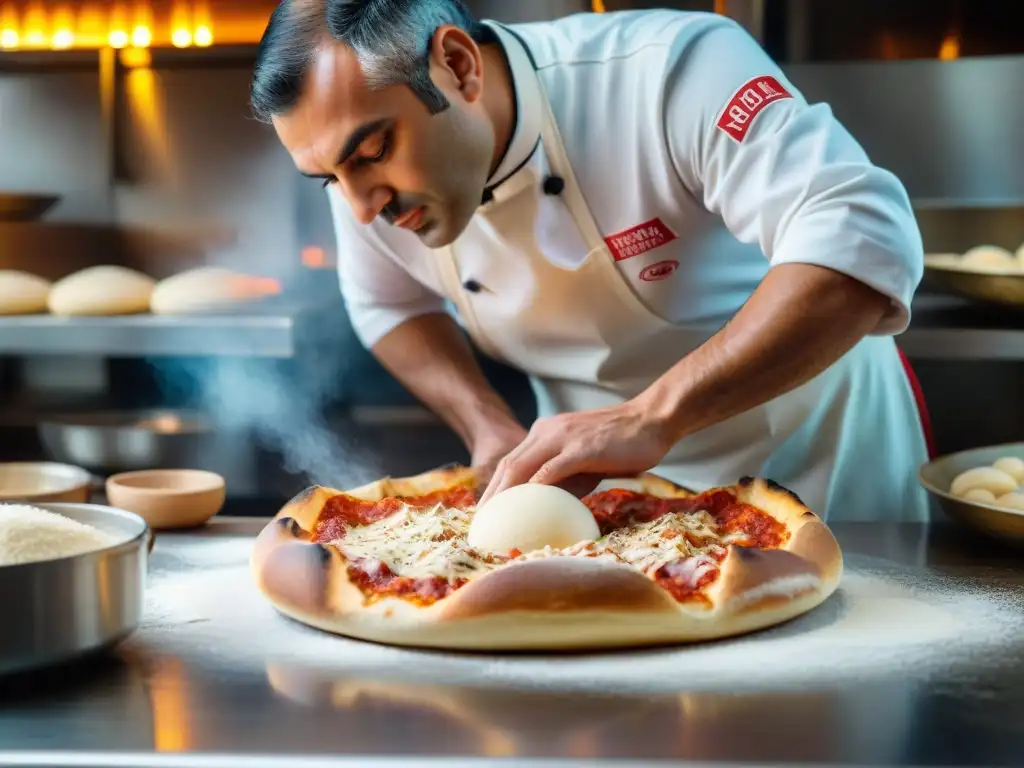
[251, 468, 842, 651]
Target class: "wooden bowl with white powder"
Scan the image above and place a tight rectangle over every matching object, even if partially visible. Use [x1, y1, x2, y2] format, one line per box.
[0, 501, 148, 676]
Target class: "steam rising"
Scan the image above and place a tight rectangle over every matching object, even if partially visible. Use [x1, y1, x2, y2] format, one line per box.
[150, 314, 383, 490]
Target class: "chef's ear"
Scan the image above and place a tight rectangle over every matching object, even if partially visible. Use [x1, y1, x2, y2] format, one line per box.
[429, 25, 485, 103]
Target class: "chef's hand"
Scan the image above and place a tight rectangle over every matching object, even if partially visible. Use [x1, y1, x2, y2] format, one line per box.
[478, 400, 671, 505]
[469, 422, 529, 491]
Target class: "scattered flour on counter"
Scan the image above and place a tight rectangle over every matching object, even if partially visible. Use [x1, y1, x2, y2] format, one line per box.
[129, 534, 1024, 694]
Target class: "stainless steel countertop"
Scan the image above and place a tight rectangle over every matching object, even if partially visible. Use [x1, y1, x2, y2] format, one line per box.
[0, 294, 1022, 360]
[1, 519, 1023, 767]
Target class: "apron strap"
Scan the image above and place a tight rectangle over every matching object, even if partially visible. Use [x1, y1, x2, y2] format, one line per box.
[897, 348, 936, 459]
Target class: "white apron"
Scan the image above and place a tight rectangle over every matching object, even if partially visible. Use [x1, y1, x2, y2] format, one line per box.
[431, 73, 930, 523]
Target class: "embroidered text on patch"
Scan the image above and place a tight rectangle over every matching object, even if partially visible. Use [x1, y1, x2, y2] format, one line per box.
[716, 76, 793, 143]
[604, 218, 678, 262]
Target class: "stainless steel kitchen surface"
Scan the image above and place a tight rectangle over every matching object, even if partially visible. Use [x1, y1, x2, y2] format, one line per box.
[1, 519, 1022, 767]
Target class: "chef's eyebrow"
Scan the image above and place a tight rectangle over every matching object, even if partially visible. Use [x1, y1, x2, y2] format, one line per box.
[297, 118, 390, 179]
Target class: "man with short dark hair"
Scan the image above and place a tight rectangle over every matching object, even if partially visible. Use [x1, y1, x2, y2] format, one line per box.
[253, 0, 930, 521]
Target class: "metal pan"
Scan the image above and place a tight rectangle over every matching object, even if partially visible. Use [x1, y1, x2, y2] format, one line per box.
[0, 502, 149, 676]
[0, 193, 60, 222]
[38, 409, 211, 474]
[924, 262, 1024, 310]
[918, 442, 1024, 545]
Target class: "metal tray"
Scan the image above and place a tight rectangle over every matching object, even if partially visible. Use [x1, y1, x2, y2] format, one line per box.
[38, 409, 211, 473]
[924, 262, 1024, 310]
[0, 502, 149, 676]
[919, 442, 1024, 545]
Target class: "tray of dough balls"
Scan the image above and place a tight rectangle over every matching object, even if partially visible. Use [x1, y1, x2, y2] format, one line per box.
[0, 264, 281, 319]
[0, 498, 150, 677]
[919, 443, 1024, 545]
[924, 243, 1024, 309]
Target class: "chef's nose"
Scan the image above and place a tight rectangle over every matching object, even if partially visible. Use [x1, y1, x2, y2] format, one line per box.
[342, 178, 392, 226]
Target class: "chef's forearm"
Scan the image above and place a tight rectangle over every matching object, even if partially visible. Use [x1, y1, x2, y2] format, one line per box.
[370, 313, 523, 452]
[636, 263, 891, 443]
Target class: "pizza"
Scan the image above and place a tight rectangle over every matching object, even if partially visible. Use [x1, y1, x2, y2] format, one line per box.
[251, 466, 843, 651]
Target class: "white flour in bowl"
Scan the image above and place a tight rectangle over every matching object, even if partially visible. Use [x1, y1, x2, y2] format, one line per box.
[129, 534, 1024, 694]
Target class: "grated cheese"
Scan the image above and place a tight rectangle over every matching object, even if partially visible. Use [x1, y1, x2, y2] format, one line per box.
[335, 503, 498, 581]
[0, 503, 116, 567]
[332, 501, 752, 592]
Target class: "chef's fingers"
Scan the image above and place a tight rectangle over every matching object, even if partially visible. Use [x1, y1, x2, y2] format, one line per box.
[529, 455, 582, 487]
[479, 440, 554, 505]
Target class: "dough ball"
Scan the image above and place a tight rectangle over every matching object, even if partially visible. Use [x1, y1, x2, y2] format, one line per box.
[994, 492, 1024, 512]
[923, 253, 962, 269]
[468, 483, 600, 555]
[0, 270, 51, 315]
[992, 456, 1024, 483]
[960, 245, 1017, 273]
[150, 266, 272, 315]
[950, 466, 1017, 498]
[962, 488, 996, 504]
[48, 266, 155, 316]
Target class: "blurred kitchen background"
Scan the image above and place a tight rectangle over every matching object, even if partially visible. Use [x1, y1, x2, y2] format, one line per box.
[1, 0, 1023, 513]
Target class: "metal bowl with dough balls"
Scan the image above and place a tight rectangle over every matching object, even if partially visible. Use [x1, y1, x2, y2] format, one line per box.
[923, 243, 1024, 310]
[47, 265, 156, 316]
[919, 442, 1024, 545]
[0, 501, 149, 676]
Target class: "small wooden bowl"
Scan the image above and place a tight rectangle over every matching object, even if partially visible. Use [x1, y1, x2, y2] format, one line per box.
[0, 462, 91, 504]
[106, 469, 225, 530]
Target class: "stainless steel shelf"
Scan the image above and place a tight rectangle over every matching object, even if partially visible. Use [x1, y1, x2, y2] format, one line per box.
[899, 295, 1024, 361]
[0, 313, 297, 358]
[1, 296, 1023, 361]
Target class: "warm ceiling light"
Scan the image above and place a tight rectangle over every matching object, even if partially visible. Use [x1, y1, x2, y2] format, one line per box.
[171, 28, 192, 48]
[25, 30, 46, 47]
[109, 29, 129, 48]
[0, 29, 18, 49]
[51, 29, 74, 49]
[131, 25, 151, 47]
[193, 25, 212, 47]
[120, 47, 151, 68]
[938, 33, 960, 60]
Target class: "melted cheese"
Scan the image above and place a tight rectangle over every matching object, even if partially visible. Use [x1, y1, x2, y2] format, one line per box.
[332, 502, 750, 590]
[334, 503, 495, 581]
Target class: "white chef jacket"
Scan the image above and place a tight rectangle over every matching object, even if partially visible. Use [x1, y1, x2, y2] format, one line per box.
[329, 10, 930, 522]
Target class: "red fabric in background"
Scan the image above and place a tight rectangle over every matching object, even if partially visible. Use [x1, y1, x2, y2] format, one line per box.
[897, 348, 936, 459]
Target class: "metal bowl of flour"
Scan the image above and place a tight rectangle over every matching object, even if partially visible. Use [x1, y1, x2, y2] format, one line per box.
[0, 502, 149, 676]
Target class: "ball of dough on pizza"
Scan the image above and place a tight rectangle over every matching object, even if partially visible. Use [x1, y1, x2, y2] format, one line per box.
[992, 456, 1024, 483]
[950, 466, 1017, 499]
[962, 488, 996, 504]
[469, 483, 600, 555]
[48, 266, 155, 316]
[0, 270, 51, 315]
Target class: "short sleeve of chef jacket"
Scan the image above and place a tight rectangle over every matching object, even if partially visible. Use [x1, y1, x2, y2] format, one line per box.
[328, 186, 446, 346]
[664, 20, 923, 335]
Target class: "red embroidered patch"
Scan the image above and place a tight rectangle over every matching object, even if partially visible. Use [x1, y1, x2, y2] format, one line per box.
[604, 218, 678, 262]
[639, 260, 679, 282]
[716, 76, 793, 143]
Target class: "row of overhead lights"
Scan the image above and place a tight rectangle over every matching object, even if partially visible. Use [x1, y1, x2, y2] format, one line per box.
[0, 2, 214, 51]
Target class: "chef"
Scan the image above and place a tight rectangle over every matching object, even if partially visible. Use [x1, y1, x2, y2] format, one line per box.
[252, 0, 931, 521]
